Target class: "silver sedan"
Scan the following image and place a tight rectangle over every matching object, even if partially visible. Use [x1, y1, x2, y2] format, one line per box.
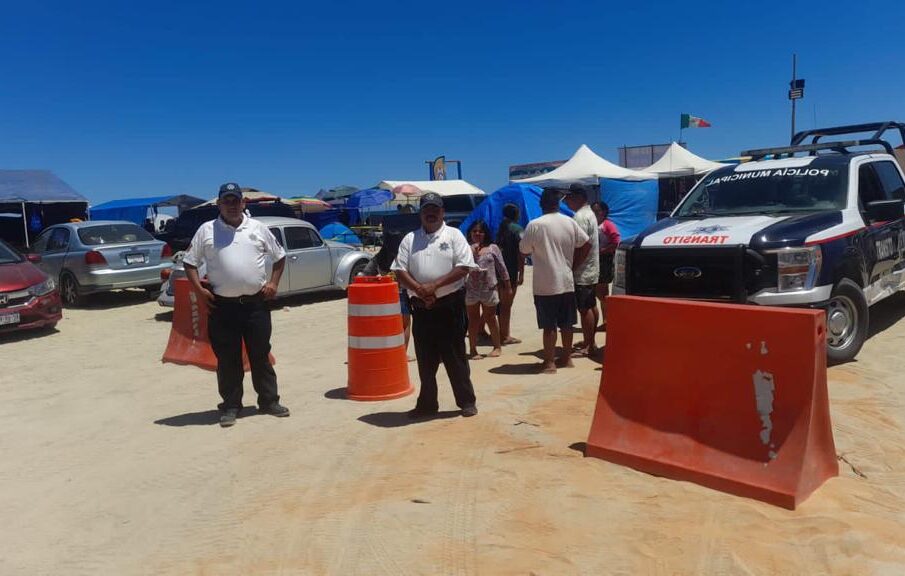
[158, 216, 371, 306]
[29, 221, 173, 306]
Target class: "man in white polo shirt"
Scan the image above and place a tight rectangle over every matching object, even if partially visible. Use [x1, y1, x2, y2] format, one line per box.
[392, 191, 478, 419]
[183, 182, 289, 428]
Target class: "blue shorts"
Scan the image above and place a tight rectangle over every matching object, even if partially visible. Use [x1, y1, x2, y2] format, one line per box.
[399, 290, 411, 316]
[534, 293, 577, 330]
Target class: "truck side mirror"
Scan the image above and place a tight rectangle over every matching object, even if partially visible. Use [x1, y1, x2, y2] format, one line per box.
[865, 199, 905, 223]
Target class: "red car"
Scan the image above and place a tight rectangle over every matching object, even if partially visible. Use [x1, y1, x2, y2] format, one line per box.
[0, 239, 63, 333]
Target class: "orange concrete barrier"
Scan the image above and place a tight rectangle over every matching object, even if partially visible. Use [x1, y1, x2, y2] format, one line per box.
[586, 295, 837, 509]
[162, 277, 270, 372]
[347, 276, 412, 401]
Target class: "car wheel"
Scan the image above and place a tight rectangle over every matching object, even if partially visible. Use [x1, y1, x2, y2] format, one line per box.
[825, 278, 868, 364]
[349, 259, 368, 287]
[59, 272, 83, 308]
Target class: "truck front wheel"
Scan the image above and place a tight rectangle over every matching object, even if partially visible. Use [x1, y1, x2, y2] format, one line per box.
[825, 278, 868, 364]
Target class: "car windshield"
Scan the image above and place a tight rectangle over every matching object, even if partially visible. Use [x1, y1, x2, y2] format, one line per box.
[0, 241, 23, 264]
[77, 224, 154, 245]
[675, 163, 849, 217]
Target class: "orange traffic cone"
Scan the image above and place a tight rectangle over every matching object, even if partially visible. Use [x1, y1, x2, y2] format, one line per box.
[346, 276, 413, 401]
[161, 277, 273, 372]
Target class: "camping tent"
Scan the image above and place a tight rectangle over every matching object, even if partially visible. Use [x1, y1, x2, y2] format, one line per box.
[643, 143, 728, 218]
[512, 144, 656, 186]
[89, 194, 205, 228]
[457, 184, 573, 241]
[643, 142, 727, 177]
[319, 221, 362, 247]
[0, 170, 89, 247]
[511, 145, 659, 237]
[376, 179, 485, 200]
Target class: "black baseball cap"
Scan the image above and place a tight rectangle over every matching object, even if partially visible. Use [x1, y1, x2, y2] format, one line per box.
[420, 191, 443, 209]
[218, 182, 243, 200]
[566, 183, 588, 199]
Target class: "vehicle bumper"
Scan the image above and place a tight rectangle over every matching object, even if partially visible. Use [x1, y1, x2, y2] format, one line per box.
[78, 264, 172, 294]
[0, 292, 63, 333]
[747, 284, 833, 306]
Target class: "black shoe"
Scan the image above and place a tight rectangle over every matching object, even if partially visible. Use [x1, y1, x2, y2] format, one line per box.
[407, 406, 438, 420]
[220, 409, 239, 427]
[461, 405, 478, 417]
[260, 403, 290, 417]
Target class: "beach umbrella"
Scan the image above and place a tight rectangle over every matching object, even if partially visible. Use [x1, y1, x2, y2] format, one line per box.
[391, 183, 423, 197]
[346, 187, 394, 209]
[286, 196, 332, 213]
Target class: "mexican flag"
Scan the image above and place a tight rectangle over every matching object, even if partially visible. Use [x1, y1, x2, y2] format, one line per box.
[681, 113, 711, 128]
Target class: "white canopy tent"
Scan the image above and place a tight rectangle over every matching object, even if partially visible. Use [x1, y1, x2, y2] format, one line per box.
[512, 144, 656, 186]
[377, 179, 485, 200]
[643, 142, 727, 177]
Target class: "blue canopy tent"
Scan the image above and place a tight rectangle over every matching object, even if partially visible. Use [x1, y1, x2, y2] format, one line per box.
[599, 178, 659, 239]
[319, 221, 362, 247]
[0, 170, 89, 247]
[89, 194, 205, 228]
[458, 184, 573, 241]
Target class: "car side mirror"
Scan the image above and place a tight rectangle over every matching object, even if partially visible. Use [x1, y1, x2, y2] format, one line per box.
[26, 253, 42, 264]
[865, 199, 905, 223]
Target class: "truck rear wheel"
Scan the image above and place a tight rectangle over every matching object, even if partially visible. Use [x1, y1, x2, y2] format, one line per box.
[825, 278, 868, 364]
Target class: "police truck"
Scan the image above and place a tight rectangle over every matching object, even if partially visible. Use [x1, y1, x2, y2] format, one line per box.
[614, 122, 905, 362]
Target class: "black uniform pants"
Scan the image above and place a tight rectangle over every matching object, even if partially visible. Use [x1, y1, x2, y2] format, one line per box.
[208, 297, 279, 411]
[411, 290, 476, 411]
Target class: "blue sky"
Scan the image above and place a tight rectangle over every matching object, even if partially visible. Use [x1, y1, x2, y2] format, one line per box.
[2, 0, 904, 204]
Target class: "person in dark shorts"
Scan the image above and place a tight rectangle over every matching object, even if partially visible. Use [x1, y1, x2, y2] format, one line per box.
[592, 201, 621, 329]
[564, 184, 600, 358]
[495, 203, 525, 345]
[519, 189, 590, 374]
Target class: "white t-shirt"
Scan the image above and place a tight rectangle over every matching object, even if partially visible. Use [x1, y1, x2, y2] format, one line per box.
[572, 205, 600, 286]
[183, 215, 287, 297]
[391, 223, 476, 299]
[519, 212, 590, 296]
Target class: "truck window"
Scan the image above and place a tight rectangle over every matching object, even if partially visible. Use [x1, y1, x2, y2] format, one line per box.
[873, 161, 905, 200]
[857, 164, 886, 207]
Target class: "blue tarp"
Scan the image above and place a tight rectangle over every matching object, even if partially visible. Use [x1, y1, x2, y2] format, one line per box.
[0, 170, 87, 203]
[599, 178, 659, 240]
[458, 184, 573, 241]
[319, 221, 362, 246]
[89, 194, 205, 225]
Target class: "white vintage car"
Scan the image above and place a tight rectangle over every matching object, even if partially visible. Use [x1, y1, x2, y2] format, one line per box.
[158, 216, 371, 306]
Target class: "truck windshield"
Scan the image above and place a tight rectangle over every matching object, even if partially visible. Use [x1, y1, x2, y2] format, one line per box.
[675, 165, 849, 217]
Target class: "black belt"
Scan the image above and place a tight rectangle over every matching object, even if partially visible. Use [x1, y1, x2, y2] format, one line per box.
[214, 291, 264, 304]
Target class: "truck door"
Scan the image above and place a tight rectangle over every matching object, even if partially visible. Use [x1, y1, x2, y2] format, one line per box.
[857, 161, 905, 300]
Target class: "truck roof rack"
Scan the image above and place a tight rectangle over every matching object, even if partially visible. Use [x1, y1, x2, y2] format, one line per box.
[740, 121, 904, 161]
[741, 139, 895, 160]
[791, 121, 905, 147]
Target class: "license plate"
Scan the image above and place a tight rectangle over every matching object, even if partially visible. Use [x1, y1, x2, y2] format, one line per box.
[0, 312, 20, 326]
[126, 253, 146, 265]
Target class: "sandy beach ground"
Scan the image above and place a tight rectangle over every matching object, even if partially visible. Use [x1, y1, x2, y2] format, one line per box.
[2, 269, 905, 575]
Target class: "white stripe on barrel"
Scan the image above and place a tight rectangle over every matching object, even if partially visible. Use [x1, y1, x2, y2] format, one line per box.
[348, 334, 406, 350]
[348, 302, 402, 317]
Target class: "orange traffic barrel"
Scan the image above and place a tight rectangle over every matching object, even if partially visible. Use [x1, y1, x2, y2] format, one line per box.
[346, 276, 413, 401]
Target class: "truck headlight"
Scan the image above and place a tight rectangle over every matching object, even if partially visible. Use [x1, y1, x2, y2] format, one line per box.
[28, 278, 56, 297]
[775, 247, 822, 292]
[614, 248, 627, 288]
